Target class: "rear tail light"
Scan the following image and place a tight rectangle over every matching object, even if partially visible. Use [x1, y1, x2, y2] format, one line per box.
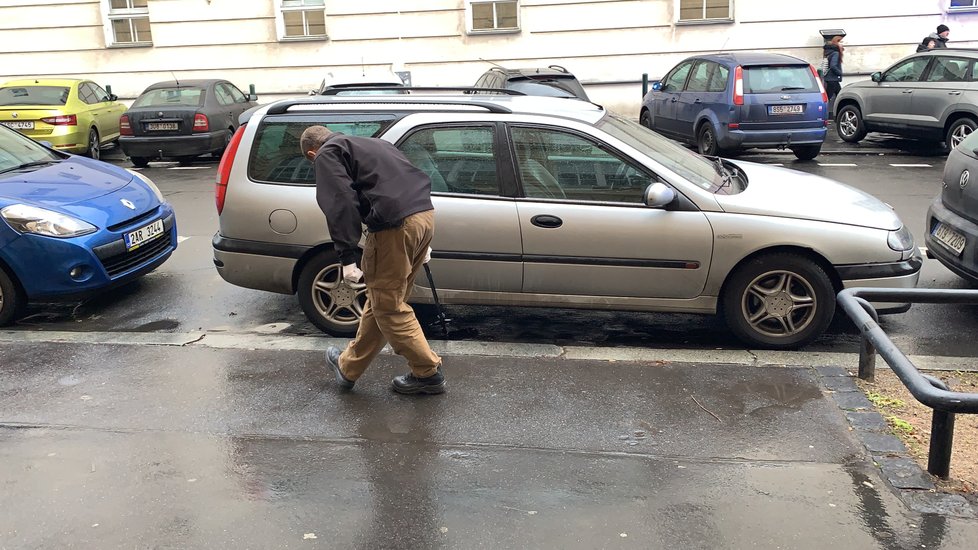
[193, 113, 209, 132]
[728, 123, 740, 129]
[216, 125, 246, 215]
[810, 64, 829, 104]
[733, 66, 744, 106]
[120, 114, 133, 136]
[40, 114, 77, 126]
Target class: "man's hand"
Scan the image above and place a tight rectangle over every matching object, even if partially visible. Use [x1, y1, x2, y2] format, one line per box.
[342, 263, 363, 283]
[423, 246, 432, 264]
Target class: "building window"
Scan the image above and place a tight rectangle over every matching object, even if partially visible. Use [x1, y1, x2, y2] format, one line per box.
[277, 0, 327, 41]
[679, 0, 732, 22]
[949, 0, 978, 10]
[102, 0, 152, 46]
[467, 1, 519, 34]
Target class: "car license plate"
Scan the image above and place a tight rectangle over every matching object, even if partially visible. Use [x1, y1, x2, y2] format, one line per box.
[768, 104, 804, 115]
[147, 122, 178, 131]
[933, 222, 966, 256]
[1, 121, 34, 130]
[124, 219, 165, 251]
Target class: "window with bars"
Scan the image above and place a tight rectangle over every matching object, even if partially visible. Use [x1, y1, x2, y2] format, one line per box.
[279, 0, 327, 40]
[104, 0, 152, 46]
[678, 0, 732, 22]
[467, 1, 519, 34]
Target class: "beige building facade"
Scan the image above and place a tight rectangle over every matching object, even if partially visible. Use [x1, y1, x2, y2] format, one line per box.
[1, 0, 976, 114]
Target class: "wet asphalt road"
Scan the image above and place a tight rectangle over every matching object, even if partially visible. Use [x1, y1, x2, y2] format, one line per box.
[7, 131, 978, 358]
[3, 341, 978, 548]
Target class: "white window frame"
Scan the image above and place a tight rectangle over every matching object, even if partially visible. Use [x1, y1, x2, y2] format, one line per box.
[100, 0, 152, 47]
[949, 0, 978, 12]
[677, 0, 733, 24]
[465, 0, 520, 35]
[275, 0, 328, 42]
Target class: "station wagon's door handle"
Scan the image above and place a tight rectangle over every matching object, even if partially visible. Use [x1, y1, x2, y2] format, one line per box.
[902, 90, 914, 94]
[530, 215, 563, 229]
[694, 99, 702, 104]
[949, 91, 963, 96]
[670, 97, 678, 103]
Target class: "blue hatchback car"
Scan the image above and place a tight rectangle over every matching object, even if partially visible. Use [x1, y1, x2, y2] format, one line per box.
[640, 52, 829, 160]
[0, 124, 177, 324]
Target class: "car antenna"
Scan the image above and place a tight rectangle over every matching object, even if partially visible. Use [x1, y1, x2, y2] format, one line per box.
[717, 35, 731, 54]
[361, 57, 366, 77]
[170, 71, 180, 87]
[479, 57, 507, 69]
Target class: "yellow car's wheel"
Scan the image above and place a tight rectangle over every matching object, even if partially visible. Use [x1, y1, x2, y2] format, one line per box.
[85, 128, 100, 160]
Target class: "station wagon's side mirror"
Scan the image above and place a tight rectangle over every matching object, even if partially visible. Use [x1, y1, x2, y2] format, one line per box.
[308, 90, 317, 96]
[247, 93, 258, 102]
[871, 72, 882, 83]
[108, 94, 118, 101]
[651, 81, 662, 92]
[644, 182, 676, 208]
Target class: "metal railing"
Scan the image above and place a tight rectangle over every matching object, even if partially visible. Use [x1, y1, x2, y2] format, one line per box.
[837, 287, 978, 479]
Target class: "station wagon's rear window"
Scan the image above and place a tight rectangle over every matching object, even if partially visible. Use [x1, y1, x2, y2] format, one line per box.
[248, 115, 395, 185]
[0, 86, 70, 106]
[743, 66, 819, 94]
[132, 87, 205, 108]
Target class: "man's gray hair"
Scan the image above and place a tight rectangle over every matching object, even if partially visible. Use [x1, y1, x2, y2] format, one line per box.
[299, 125, 332, 156]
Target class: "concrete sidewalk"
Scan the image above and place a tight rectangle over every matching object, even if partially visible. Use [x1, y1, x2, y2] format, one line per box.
[1, 340, 976, 549]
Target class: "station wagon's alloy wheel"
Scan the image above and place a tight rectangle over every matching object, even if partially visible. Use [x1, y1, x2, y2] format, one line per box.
[836, 105, 866, 143]
[0, 267, 24, 326]
[946, 118, 977, 151]
[722, 253, 835, 349]
[297, 249, 367, 335]
[86, 128, 100, 160]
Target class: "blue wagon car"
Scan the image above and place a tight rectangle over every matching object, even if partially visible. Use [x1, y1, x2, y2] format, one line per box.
[640, 52, 829, 160]
[0, 124, 177, 324]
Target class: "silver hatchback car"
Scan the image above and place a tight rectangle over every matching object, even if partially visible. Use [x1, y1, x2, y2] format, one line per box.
[835, 50, 978, 150]
[213, 94, 920, 349]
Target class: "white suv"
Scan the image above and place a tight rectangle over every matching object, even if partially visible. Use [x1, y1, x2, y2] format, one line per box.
[212, 93, 920, 349]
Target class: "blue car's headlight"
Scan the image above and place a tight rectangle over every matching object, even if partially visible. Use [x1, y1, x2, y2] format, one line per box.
[0, 204, 97, 238]
[887, 225, 914, 252]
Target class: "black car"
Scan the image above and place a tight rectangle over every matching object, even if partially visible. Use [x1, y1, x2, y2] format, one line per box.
[926, 130, 978, 284]
[119, 79, 257, 167]
[473, 65, 589, 100]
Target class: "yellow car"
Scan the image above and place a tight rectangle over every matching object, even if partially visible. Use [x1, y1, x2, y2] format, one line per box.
[0, 78, 126, 160]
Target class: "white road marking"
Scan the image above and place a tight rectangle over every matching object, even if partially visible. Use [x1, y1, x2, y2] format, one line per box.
[177, 236, 190, 243]
[1, 330, 977, 371]
[769, 163, 784, 166]
[919, 246, 928, 256]
[169, 166, 208, 170]
[889, 163, 932, 168]
[817, 163, 859, 167]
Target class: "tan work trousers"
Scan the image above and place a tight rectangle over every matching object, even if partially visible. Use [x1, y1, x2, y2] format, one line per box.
[339, 210, 442, 380]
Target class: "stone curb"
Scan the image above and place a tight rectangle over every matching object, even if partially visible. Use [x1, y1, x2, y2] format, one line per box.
[819, 370, 978, 519]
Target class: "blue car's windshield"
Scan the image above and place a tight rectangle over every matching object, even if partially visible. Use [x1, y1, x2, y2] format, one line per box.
[0, 127, 61, 174]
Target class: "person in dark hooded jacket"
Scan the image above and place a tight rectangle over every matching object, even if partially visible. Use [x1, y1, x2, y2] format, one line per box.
[917, 24, 949, 52]
[821, 35, 844, 115]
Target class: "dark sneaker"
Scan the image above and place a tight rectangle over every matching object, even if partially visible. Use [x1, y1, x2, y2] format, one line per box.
[325, 346, 355, 390]
[392, 370, 445, 395]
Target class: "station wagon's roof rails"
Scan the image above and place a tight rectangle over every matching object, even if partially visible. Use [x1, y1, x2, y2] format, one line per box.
[267, 95, 513, 115]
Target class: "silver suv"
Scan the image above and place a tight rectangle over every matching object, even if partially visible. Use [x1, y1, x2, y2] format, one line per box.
[835, 50, 978, 149]
[213, 93, 920, 349]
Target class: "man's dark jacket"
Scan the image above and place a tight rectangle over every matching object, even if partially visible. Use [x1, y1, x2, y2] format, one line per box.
[314, 133, 433, 265]
[916, 33, 949, 52]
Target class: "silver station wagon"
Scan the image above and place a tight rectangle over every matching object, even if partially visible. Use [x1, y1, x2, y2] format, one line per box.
[212, 93, 920, 349]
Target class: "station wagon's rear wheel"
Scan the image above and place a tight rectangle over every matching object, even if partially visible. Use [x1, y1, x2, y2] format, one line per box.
[697, 124, 720, 156]
[85, 128, 100, 160]
[0, 266, 24, 326]
[297, 249, 366, 335]
[130, 156, 150, 168]
[722, 253, 835, 349]
[836, 105, 866, 143]
[946, 118, 977, 151]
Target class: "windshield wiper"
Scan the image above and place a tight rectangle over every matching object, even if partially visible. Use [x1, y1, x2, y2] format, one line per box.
[0, 159, 60, 174]
[711, 156, 732, 189]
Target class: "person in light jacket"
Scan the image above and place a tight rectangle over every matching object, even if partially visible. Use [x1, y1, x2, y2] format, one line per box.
[822, 35, 844, 116]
